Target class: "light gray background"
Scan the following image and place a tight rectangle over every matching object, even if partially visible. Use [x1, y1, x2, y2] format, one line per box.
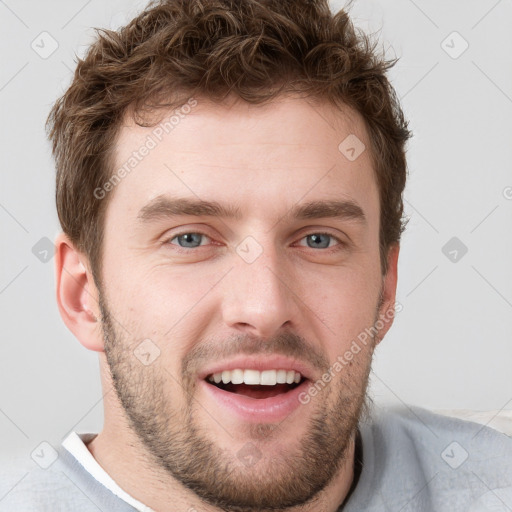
[1, 0, 511, 459]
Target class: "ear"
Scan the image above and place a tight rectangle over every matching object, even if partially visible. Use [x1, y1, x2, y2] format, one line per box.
[375, 243, 400, 345]
[55, 232, 104, 352]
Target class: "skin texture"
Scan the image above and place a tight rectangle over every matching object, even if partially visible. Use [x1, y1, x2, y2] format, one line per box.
[55, 95, 399, 512]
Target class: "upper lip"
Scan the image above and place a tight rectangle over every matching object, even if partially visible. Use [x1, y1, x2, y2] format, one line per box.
[198, 355, 314, 381]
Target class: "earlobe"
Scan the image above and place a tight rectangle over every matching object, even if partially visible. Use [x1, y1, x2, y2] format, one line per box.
[54, 232, 104, 352]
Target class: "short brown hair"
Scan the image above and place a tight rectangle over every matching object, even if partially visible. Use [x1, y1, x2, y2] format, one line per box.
[47, 0, 410, 286]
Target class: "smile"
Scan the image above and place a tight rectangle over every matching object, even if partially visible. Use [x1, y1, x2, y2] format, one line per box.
[201, 367, 310, 422]
[206, 368, 304, 399]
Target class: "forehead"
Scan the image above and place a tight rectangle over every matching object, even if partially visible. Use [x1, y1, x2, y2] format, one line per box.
[107, 95, 379, 226]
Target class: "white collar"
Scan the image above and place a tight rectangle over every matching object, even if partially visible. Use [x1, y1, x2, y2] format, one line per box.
[62, 431, 156, 512]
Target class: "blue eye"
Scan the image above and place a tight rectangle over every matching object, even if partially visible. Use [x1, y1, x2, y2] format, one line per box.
[301, 233, 339, 249]
[167, 232, 342, 251]
[170, 233, 209, 248]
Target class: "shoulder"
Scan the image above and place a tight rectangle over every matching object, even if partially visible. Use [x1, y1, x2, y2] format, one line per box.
[0, 450, 90, 511]
[0, 439, 135, 511]
[375, 403, 512, 462]
[347, 403, 512, 512]
[372, 403, 512, 484]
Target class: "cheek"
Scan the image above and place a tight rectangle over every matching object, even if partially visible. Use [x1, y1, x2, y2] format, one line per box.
[306, 268, 380, 334]
[104, 255, 222, 318]
[105, 265, 225, 370]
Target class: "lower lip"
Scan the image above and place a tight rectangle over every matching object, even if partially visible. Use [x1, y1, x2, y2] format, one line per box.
[199, 379, 310, 423]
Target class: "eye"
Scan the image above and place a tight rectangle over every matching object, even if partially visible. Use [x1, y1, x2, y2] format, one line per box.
[169, 232, 211, 248]
[298, 233, 342, 249]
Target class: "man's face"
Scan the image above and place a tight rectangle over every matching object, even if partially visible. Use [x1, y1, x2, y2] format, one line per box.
[97, 96, 395, 510]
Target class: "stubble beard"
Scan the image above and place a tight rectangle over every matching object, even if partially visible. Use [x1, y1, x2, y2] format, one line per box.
[99, 292, 377, 512]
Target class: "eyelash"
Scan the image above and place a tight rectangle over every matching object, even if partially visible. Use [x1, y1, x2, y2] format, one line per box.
[165, 231, 346, 252]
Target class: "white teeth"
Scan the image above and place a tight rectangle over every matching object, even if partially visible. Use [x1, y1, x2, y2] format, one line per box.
[207, 369, 303, 386]
[276, 369, 287, 384]
[244, 369, 260, 385]
[260, 370, 277, 385]
[230, 369, 244, 384]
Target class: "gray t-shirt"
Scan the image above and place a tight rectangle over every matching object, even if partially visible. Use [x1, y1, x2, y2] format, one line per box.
[1, 404, 511, 511]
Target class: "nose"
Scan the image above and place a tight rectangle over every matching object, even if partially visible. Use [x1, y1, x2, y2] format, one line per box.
[220, 243, 300, 339]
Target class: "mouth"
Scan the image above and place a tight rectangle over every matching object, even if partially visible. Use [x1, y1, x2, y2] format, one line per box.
[198, 356, 315, 422]
[205, 369, 306, 399]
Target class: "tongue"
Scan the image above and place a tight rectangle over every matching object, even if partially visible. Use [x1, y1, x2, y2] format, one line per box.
[221, 383, 293, 399]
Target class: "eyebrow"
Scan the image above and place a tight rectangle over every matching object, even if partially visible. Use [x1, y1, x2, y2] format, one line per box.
[137, 195, 243, 222]
[288, 199, 366, 224]
[137, 195, 366, 225]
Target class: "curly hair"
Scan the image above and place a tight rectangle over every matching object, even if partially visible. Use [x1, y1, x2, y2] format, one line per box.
[47, 0, 411, 286]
